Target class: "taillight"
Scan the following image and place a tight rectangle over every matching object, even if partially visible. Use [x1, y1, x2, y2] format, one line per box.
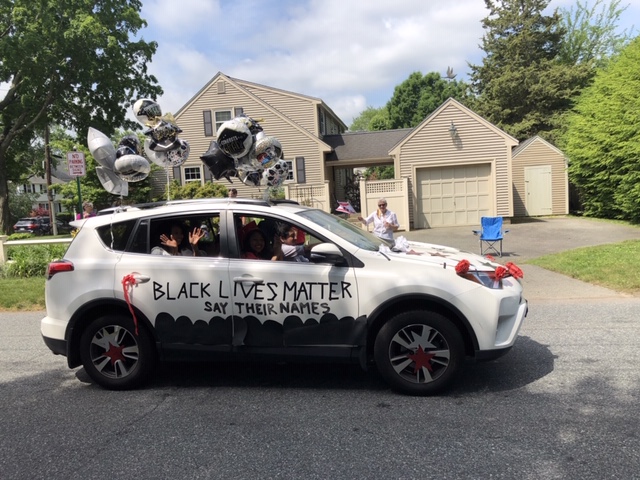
[46, 260, 74, 280]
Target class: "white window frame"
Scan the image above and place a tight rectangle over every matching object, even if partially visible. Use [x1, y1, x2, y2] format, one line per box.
[214, 110, 232, 133]
[284, 159, 295, 183]
[183, 166, 202, 184]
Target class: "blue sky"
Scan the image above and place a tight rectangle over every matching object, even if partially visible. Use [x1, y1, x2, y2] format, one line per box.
[139, 0, 639, 127]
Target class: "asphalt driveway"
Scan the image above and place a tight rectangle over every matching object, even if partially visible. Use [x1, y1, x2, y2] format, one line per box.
[401, 216, 640, 301]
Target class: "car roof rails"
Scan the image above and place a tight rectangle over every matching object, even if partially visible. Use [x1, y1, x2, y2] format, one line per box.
[97, 197, 300, 215]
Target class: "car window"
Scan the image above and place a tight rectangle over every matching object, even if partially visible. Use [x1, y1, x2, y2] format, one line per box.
[96, 220, 138, 252]
[149, 213, 221, 257]
[297, 209, 391, 250]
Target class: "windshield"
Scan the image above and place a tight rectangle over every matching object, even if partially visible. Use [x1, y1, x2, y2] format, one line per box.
[298, 209, 393, 251]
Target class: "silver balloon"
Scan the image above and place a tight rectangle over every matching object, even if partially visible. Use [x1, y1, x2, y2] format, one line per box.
[216, 117, 254, 158]
[87, 127, 116, 170]
[166, 138, 190, 167]
[262, 159, 289, 187]
[254, 135, 283, 169]
[144, 138, 169, 167]
[96, 166, 129, 196]
[114, 154, 151, 182]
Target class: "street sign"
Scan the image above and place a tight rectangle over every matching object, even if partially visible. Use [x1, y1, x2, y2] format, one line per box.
[67, 151, 86, 177]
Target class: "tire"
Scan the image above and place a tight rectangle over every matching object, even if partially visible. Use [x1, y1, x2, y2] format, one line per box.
[374, 310, 464, 396]
[80, 315, 156, 390]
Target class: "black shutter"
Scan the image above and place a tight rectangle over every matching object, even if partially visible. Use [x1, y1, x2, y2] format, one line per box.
[172, 166, 181, 184]
[296, 157, 306, 184]
[234, 107, 244, 117]
[203, 110, 213, 136]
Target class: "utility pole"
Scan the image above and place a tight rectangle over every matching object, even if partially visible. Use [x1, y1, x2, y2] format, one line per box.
[44, 125, 58, 235]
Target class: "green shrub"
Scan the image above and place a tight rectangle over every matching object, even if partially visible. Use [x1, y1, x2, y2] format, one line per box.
[2, 244, 68, 278]
[7, 233, 34, 241]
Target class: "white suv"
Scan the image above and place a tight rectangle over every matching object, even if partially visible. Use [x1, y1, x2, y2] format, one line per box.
[41, 199, 528, 395]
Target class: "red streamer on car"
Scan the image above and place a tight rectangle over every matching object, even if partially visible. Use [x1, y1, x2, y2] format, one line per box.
[122, 274, 139, 335]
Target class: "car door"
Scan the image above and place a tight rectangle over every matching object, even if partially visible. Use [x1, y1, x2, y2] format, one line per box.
[227, 212, 363, 355]
[113, 212, 234, 352]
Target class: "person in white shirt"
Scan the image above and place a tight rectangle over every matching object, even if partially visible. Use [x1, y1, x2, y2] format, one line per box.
[275, 222, 310, 262]
[358, 198, 399, 241]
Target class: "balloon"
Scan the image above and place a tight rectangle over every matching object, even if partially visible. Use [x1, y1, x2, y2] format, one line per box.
[146, 118, 182, 145]
[132, 98, 162, 125]
[263, 159, 289, 187]
[200, 140, 237, 182]
[87, 127, 116, 170]
[238, 168, 262, 187]
[254, 135, 283, 169]
[165, 138, 190, 167]
[116, 134, 142, 162]
[114, 154, 150, 182]
[216, 117, 253, 158]
[143, 138, 169, 167]
[96, 166, 129, 196]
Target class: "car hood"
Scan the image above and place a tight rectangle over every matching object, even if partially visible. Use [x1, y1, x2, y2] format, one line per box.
[383, 239, 498, 271]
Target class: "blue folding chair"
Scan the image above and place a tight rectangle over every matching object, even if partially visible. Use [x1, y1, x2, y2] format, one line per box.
[472, 216, 509, 257]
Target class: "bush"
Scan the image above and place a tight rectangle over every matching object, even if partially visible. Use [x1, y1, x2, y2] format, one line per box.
[1, 244, 68, 278]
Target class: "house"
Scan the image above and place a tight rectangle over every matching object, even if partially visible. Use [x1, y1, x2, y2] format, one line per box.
[174, 73, 569, 229]
[173, 72, 346, 208]
[16, 167, 73, 215]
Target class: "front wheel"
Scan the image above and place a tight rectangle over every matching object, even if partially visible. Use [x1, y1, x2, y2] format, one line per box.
[80, 315, 156, 390]
[374, 311, 464, 396]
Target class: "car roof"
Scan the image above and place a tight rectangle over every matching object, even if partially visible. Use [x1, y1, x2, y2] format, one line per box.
[79, 198, 308, 227]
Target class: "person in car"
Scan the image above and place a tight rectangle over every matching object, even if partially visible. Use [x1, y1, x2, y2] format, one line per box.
[357, 197, 399, 241]
[276, 222, 311, 262]
[152, 223, 206, 256]
[242, 228, 282, 261]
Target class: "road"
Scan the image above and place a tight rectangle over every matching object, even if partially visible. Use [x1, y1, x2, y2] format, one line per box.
[1, 296, 639, 480]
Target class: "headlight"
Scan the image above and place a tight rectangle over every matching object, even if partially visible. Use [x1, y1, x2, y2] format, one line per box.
[458, 271, 503, 289]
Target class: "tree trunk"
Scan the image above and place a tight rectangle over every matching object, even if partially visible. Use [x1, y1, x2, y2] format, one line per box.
[0, 161, 11, 235]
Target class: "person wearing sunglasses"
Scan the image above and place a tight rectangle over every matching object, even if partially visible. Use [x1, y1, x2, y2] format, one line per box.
[275, 222, 311, 262]
[358, 198, 399, 241]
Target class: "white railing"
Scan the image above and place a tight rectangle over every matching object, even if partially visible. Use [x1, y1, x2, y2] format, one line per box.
[0, 235, 72, 266]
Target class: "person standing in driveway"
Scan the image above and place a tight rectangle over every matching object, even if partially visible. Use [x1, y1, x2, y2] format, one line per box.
[358, 198, 399, 241]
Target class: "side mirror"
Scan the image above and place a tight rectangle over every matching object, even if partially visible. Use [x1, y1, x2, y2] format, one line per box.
[310, 243, 345, 265]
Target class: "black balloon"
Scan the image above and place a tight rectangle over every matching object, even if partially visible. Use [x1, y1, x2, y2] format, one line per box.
[200, 140, 237, 182]
[115, 134, 141, 158]
[145, 119, 182, 145]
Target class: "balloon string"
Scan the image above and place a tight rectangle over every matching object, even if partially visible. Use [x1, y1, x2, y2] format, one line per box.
[122, 274, 139, 335]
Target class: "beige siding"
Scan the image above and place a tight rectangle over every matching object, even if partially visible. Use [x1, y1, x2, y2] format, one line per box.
[239, 83, 317, 134]
[174, 77, 327, 197]
[512, 138, 568, 216]
[396, 104, 513, 227]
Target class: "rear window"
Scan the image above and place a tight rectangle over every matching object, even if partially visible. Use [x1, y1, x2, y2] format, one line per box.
[96, 220, 137, 252]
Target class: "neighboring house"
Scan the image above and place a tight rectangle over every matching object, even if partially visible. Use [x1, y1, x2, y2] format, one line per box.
[17, 167, 73, 214]
[175, 74, 569, 229]
[512, 135, 569, 217]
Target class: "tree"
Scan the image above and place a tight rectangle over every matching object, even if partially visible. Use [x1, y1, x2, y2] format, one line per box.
[386, 71, 471, 129]
[561, 37, 640, 223]
[0, 0, 162, 233]
[559, 0, 633, 67]
[349, 106, 389, 132]
[469, 0, 591, 141]
[168, 180, 230, 201]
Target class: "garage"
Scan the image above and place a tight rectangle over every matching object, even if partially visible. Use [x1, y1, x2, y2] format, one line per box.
[416, 163, 492, 227]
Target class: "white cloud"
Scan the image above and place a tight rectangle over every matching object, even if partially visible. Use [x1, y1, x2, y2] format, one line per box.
[139, 0, 640, 126]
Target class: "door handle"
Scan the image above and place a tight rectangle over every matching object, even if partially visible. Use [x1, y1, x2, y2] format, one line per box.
[132, 274, 150, 284]
[233, 276, 264, 284]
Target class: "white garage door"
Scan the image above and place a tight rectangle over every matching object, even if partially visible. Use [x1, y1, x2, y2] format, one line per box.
[416, 164, 492, 227]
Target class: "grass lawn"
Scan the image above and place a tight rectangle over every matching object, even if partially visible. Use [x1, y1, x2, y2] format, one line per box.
[527, 239, 640, 294]
[0, 276, 46, 311]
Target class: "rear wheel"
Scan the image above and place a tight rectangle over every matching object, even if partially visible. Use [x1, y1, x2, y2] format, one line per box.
[80, 315, 156, 390]
[374, 311, 464, 395]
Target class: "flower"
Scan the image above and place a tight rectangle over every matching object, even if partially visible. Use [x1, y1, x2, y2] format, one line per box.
[506, 262, 524, 279]
[455, 259, 470, 275]
[495, 266, 508, 280]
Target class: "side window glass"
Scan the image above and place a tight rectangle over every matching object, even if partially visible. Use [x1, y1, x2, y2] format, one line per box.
[149, 214, 221, 257]
[128, 220, 149, 254]
[96, 220, 137, 252]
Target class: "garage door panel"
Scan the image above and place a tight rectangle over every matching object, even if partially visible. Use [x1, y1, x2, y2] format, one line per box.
[417, 164, 493, 227]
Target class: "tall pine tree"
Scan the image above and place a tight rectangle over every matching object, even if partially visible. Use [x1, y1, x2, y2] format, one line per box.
[469, 0, 590, 141]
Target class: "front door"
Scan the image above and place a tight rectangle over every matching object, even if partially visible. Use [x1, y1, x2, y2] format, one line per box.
[228, 213, 361, 351]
